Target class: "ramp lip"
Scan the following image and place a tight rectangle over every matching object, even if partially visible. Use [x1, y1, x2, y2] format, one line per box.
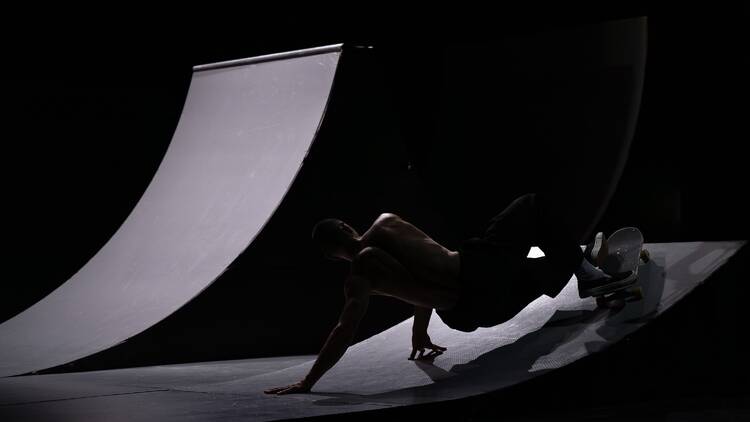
[194, 43, 344, 71]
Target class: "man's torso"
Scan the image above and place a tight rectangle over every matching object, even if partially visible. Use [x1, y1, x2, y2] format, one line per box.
[361, 215, 461, 308]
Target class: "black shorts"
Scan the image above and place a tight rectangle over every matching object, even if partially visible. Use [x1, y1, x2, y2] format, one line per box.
[436, 238, 567, 332]
[435, 193, 582, 332]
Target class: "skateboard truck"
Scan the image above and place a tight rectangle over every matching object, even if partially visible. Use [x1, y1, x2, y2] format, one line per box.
[592, 228, 650, 309]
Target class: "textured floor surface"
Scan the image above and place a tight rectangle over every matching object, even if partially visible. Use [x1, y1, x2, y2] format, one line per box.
[0, 241, 743, 421]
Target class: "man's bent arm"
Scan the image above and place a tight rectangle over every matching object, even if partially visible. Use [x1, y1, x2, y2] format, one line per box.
[409, 306, 447, 360]
[302, 292, 369, 388]
[413, 306, 432, 335]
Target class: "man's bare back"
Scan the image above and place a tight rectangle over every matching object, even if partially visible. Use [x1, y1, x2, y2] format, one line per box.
[360, 214, 461, 310]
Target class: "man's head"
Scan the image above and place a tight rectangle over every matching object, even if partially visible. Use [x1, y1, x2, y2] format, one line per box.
[311, 218, 360, 261]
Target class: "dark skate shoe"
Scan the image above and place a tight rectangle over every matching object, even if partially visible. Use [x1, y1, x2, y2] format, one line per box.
[578, 261, 637, 299]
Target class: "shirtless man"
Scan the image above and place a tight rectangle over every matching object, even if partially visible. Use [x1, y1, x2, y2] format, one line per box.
[264, 193, 629, 395]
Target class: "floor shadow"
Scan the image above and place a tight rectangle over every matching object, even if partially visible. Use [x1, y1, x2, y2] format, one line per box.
[585, 257, 667, 354]
[312, 306, 603, 406]
[311, 243, 742, 407]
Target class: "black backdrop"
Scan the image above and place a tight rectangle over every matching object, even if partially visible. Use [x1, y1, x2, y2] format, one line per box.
[2, 4, 746, 375]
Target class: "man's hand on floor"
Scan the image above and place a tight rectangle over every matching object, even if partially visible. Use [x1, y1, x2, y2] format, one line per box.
[409, 332, 447, 360]
[264, 380, 311, 395]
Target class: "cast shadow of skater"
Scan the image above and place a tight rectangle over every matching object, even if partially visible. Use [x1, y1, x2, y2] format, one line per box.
[585, 257, 666, 355]
[311, 306, 605, 407]
[586, 243, 741, 354]
[309, 245, 738, 407]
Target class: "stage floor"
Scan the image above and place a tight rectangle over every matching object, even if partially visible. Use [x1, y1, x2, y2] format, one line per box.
[0, 241, 744, 421]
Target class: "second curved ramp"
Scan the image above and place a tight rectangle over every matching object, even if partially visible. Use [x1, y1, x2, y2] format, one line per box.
[0, 45, 342, 377]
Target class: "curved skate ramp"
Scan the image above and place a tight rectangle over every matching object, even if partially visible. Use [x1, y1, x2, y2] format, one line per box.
[179, 242, 743, 411]
[0, 242, 742, 421]
[0, 45, 342, 377]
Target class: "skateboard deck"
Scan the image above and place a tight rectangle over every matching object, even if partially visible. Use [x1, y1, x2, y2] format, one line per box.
[594, 227, 650, 309]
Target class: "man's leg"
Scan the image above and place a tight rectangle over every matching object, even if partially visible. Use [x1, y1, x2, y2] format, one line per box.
[482, 193, 584, 296]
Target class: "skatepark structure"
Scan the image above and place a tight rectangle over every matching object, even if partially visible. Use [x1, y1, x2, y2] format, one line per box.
[1, 16, 745, 421]
[0, 241, 744, 420]
[0, 45, 342, 377]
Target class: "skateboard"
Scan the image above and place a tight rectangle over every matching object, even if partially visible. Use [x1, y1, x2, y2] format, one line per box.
[594, 227, 650, 309]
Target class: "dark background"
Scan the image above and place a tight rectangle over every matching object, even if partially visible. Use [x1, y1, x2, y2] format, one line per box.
[1, 3, 747, 417]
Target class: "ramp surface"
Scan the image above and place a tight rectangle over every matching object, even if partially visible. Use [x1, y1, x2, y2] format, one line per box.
[0, 241, 743, 421]
[0, 45, 342, 377]
[180, 242, 742, 400]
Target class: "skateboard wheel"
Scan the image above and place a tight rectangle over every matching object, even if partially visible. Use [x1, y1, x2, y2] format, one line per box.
[626, 286, 643, 301]
[609, 298, 626, 309]
[640, 249, 650, 263]
[596, 295, 626, 309]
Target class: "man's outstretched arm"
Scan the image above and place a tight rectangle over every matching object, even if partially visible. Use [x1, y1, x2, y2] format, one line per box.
[302, 289, 368, 388]
[264, 277, 369, 395]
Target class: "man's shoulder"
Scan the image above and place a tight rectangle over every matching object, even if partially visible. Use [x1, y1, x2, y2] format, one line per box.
[362, 212, 406, 248]
[375, 212, 402, 224]
[363, 213, 402, 243]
